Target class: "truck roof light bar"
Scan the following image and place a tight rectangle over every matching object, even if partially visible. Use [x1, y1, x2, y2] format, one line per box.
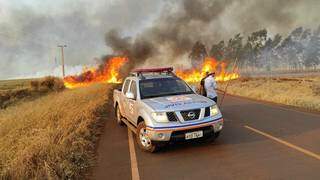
[133, 67, 173, 73]
[130, 67, 175, 79]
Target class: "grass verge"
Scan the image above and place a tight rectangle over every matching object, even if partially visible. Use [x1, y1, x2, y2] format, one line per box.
[218, 76, 320, 112]
[0, 84, 110, 179]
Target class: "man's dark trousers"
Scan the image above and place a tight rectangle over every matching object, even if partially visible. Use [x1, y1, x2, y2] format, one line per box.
[210, 96, 218, 104]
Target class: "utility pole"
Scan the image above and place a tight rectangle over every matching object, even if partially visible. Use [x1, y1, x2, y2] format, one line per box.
[219, 58, 239, 108]
[57, 45, 67, 77]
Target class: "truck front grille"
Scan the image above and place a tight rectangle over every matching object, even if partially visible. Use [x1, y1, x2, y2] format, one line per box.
[180, 109, 200, 121]
[166, 112, 178, 121]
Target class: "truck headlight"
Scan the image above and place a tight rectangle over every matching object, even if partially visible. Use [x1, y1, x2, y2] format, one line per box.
[210, 105, 219, 116]
[151, 112, 169, 123]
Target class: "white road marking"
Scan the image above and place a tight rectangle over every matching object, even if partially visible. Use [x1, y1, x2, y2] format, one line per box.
[245, 125, 320, 161]
[227, 93, 320, 118]
[128, 129, 141, 180]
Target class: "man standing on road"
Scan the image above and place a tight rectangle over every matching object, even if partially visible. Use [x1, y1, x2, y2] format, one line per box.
[204, 72, 218, 103]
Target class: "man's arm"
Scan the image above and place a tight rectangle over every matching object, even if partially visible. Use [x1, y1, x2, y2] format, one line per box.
[212, 79, 217, 90]
[204, 77, 213, 90]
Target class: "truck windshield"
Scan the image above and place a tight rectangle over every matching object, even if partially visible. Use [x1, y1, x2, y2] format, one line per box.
[139, 78, 194, 99]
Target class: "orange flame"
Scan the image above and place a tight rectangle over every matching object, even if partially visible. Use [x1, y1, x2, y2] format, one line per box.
[176, 57, 239, 82]
[64, 56, 128, 89]
[64, 56, 238, 89]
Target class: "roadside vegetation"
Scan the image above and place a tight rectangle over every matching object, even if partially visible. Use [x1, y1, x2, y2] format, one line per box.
[0, 76, 64, 109]
[0, 84, 110, 179]
[218, 76, 320, 112]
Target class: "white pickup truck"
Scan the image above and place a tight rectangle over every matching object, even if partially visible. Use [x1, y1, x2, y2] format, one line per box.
[113, 67, 223, 152]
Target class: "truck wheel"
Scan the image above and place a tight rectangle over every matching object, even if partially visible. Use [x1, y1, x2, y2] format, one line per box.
[207, 131, 220, 143]
[116, 105, 125, 126]
[214, 131, 221, 139]
[137, 121, 158, 153]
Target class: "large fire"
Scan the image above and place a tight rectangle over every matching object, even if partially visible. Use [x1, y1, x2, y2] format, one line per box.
[63, 56, 239, 89]
[176, 57, 239, 82]
[63, 56, 128, 89]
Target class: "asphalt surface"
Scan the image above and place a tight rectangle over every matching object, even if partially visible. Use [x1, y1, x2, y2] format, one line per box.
[93, 92, 320, 180]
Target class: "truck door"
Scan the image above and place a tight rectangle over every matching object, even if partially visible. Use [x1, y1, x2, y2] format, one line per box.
[121, 79, 131, 118]
[126, 80, 138, 123]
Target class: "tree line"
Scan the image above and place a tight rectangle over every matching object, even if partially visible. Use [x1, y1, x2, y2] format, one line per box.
[189, 26, 320, 72]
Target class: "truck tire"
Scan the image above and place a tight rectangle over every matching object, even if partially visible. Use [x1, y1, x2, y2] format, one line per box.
[136, 121, 158, 153]
[214, 131, 221, 139]
[115, 105, 125, 126]
[206, 131, 220, 143]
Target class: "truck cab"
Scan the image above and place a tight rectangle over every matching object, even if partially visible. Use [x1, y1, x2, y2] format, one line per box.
[113, 67, 223, 152]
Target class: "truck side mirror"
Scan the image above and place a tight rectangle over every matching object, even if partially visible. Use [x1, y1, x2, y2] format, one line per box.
[125, 92, 135, 99]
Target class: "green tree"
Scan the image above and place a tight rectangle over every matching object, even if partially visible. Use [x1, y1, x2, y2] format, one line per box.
[189, 41, 208, 67]
[209, 40, 225, 61]
[261, 34, 282, 71]
[304, 26, 320, 68]
[244, 29, 268, 69]
[278, 27, 304, 70]
[225, 33, 243, 62]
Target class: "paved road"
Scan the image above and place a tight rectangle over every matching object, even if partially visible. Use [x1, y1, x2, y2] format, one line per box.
[93, 92, 320, 180]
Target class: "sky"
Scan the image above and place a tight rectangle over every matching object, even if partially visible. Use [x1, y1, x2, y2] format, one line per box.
[0, 0, 319, 79]
[0, 0, 164, 79]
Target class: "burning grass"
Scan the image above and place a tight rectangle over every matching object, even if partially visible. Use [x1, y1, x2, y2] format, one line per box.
[219, 76, 320, 112]
[176, 57, 239, 82]
[63, 56, 128, 89]
[62, 56, 239, 90]
[0, 84, 110, 179]
[0, 76, 64, 109]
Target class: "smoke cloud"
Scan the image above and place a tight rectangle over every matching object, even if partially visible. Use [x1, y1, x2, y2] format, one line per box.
[0, 0, 319, 79]
[0, 0, 163, 79]
[105, 0, 320, 69]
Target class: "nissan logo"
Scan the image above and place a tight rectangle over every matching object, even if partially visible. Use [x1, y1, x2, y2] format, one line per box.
[187, 111, 196, 119]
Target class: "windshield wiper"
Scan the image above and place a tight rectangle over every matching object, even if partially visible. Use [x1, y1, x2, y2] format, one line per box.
[163, 92, 191, 96]
[142, 91, 194, 99]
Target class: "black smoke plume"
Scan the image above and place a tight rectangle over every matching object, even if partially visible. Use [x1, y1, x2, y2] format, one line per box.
[105, 0, 320, 70]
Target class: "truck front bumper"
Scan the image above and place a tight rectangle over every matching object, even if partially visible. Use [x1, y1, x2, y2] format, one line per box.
[145, 118, 223, 142]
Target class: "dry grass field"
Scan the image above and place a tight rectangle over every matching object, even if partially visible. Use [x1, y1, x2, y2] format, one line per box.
[218, 76, 320, 112]
[0, 77, 65, 109]
[0, 83, 110, 179]
[0, 79, 35, 91]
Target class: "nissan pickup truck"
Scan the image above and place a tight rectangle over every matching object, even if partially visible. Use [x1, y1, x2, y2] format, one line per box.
[113, 67, 223, 152]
